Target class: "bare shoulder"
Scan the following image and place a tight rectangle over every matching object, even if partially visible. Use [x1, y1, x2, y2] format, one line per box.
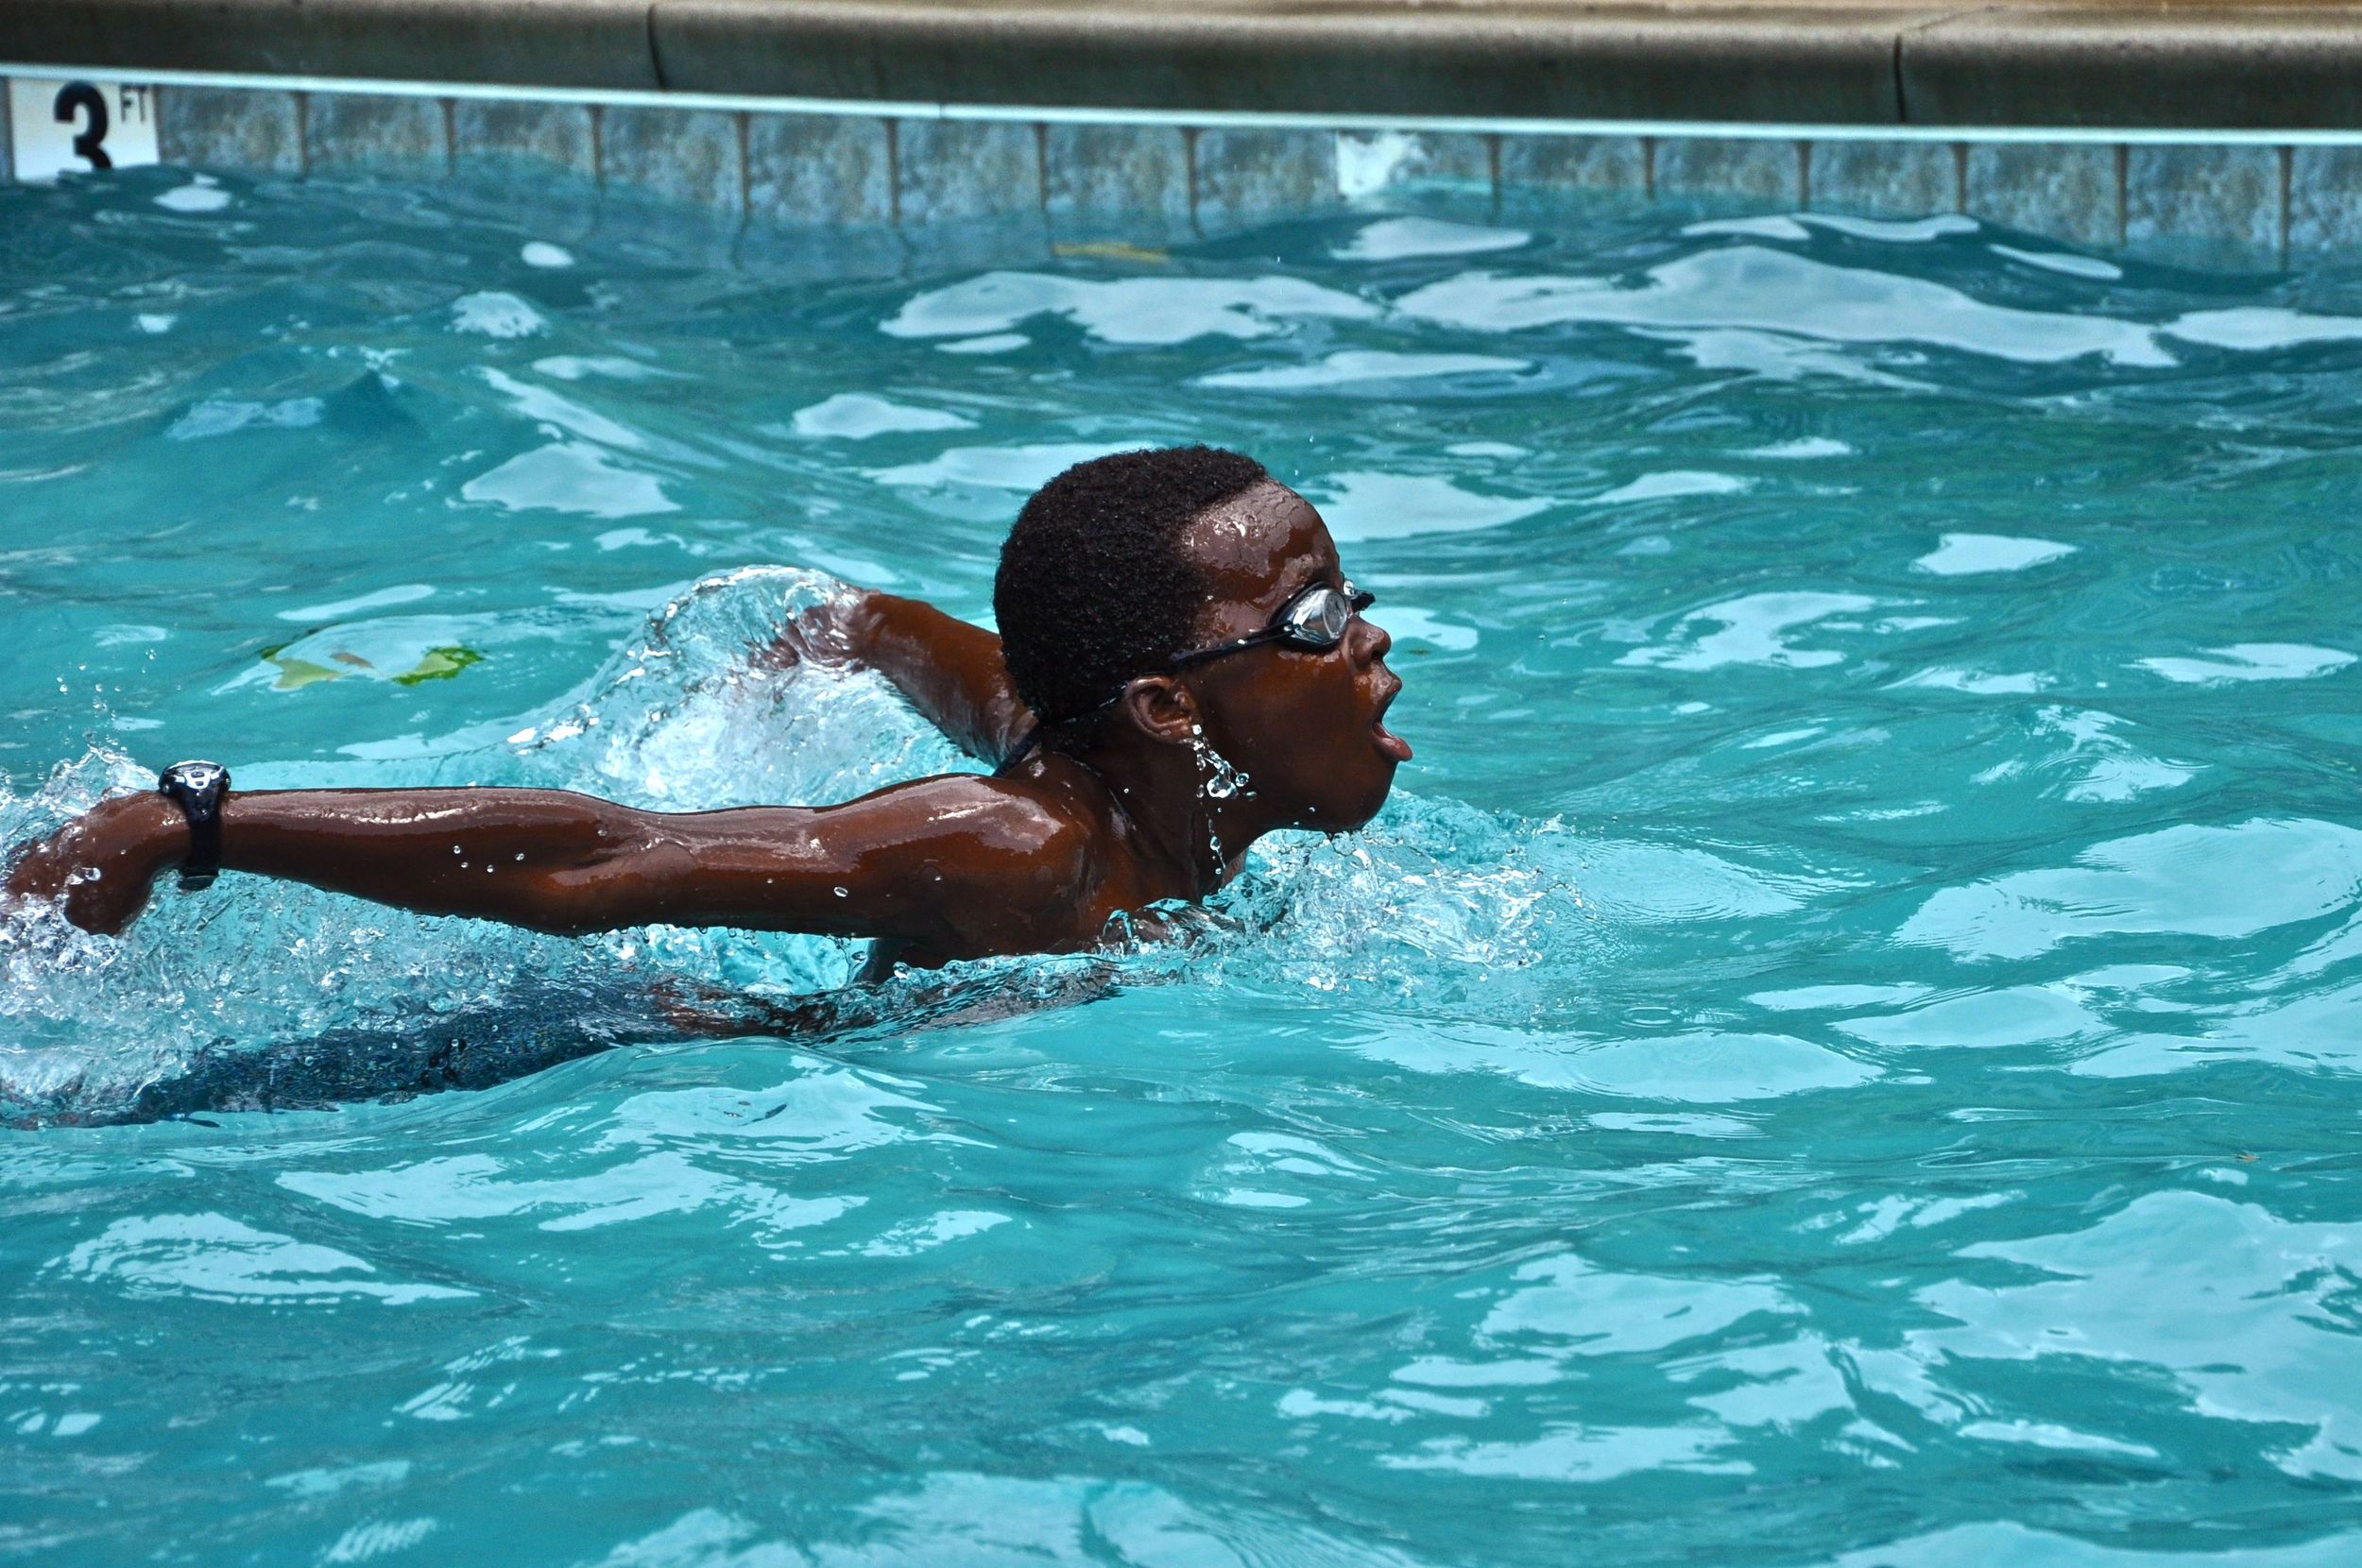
[810, 770, 1099, 880]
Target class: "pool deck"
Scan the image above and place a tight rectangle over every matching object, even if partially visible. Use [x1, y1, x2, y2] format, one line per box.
[8, 0, 2362, 130]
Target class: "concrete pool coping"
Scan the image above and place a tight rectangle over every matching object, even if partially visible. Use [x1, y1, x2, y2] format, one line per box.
[9, 0, 2362, 131]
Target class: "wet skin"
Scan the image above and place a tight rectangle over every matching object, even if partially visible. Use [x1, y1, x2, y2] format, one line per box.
[3, 482, 1408, 972]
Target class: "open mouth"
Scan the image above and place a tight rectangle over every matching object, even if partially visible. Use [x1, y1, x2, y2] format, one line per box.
[1371, 678, 1412, 763]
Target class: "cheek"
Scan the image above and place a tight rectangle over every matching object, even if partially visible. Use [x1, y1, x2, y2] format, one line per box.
[1244, 665, 1378, 809]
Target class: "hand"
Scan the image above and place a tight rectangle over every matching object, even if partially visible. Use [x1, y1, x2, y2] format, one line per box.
[751, 588, 878, 674]
[1, 793, 185, 936]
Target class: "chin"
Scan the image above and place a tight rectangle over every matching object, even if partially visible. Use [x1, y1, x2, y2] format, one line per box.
[1307, 766, 1397, 834]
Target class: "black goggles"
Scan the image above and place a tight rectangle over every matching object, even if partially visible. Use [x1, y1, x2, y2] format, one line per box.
[1168, 580, 1375, 671]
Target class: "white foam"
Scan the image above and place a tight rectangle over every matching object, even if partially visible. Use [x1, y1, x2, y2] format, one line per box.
[1588, 470, 1750, 505]
[478, 367, 649, 452]
[449, 290, 549, 339]
[530, 355, 676, 383]
[1685, 215, 1813, 243]
[461, 440, 676, 518]
[153, 176, 231, 213]
[882, 270, 1378, 347]
[1307, 470, 1552, 541]
[1887, 667, 2047, 696]
[1990, 243, 2122, 281]
[1801, 213, 1978, 243]
[1914, 533, 2077, 575]
[1396, 247, 2174, 367]
[519, 241, 574, 268]
[1742, 437, 1851, 459]
[164, 396, 325, 441]
[1899, 817, 2362, 961]
[134, 313, 176, 334]
[790, 392, 975, 440]
[935, 332, 1030, 354]
[1620, 590, 1876, 672]
[59, 1214, 471, 1304]
[2165, 307, 2362, 350]
[865, 442, 1129, 491]
[2135, 643, 2356, 685]
[1332, 216, 1530, 262]
[278, 584, 436, 623]
[1196, 349, 1527, 390]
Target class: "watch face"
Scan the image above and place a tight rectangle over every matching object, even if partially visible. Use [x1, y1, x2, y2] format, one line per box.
[169, 762, 226, 793]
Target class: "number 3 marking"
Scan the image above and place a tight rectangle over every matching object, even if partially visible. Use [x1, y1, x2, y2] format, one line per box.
[53, 82, 112, 172]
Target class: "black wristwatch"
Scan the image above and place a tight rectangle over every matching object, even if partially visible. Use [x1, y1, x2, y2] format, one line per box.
[158, 761, 231, 893]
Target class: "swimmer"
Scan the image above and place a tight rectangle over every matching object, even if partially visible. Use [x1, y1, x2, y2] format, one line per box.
[3, 449, 1410, 977]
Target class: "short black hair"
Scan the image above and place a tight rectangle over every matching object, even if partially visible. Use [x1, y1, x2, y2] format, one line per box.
[994, 446, 1271, 726]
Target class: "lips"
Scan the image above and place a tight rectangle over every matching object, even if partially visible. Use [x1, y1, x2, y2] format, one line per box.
[1371, 676, 1412, 762]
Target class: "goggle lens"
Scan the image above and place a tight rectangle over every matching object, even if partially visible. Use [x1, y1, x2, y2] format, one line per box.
[1279, 580, 1371, 649]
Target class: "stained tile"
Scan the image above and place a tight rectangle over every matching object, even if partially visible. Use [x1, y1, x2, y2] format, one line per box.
[1043, 123, 1189, 240]
[747, 113, 892, 227]
[304, 93, 448, 180]
[2125, 144, 2280, 267]
[895, 120, 1041, 225]
[1964, 143, 2119, 249]
[600, 106, 742, 214]
[1193, 128, 1339, 230]
[2289, 146, 2362, 254]
[1654, 138, 1805, 206]
[1809, 140, 1959, 216]
[1498, 134, 1648, 196]
[452, 100, 596, 185]
[157, 86, 301, 175]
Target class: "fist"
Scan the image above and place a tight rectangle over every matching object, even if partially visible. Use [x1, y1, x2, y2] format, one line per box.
[2, 793, 184, 936]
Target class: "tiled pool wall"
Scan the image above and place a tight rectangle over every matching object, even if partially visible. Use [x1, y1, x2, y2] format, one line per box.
[9, 77, 2362, 269]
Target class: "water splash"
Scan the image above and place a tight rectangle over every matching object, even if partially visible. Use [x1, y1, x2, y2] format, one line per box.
[2, 569, 1594, 1124]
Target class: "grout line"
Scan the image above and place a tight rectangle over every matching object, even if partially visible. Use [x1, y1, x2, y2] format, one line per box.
[1034, 120, 1050, 221]
[884, 116, 901, 226]
[2115, 142, 2136, 248]
[294, 89, 310, 177]
[1951, 139, 1967, 211]
[590, 101, 605, 192]
[1796, 138, 1811, 208]
[1486, 130, 1501, 221]
[2278, 142, 2293, 265]
[736, 109, 750, 218]
[1184, 125, 1201, 236]
[441, 96, 455, 177]
[1641, 134, 1656, 199]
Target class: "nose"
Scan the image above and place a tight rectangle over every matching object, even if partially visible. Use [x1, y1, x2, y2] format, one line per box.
[1353, 612, 1391, 665]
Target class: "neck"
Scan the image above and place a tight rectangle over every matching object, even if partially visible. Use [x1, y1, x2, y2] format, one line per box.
[1060, 733, 1268, 903]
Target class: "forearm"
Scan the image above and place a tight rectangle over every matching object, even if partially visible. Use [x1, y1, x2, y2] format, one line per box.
[848, 592, 1032, 763]
[215, 788, 650, 933]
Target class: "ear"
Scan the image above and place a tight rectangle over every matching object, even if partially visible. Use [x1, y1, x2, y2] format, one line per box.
[1113, 674, 1200, 747]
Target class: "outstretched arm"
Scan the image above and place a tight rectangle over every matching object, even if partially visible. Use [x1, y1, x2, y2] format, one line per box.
[771, 588, 1032, 764]
[4, 779, 1087, 955]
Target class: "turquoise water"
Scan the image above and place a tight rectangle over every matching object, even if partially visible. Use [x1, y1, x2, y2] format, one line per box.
[4, 164, 2362, 1565]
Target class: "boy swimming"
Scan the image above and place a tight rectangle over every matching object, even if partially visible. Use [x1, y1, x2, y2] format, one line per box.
[3, 448, 1410, 977]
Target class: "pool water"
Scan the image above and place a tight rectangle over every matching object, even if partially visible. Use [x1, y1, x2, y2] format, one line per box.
[5, 165, 2362, 1566]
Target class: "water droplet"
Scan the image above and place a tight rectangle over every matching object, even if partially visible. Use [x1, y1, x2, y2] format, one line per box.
[833, 886, 848, 897]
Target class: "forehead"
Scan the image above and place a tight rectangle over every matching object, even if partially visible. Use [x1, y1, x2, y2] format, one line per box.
[1177, 481, 1338, 604]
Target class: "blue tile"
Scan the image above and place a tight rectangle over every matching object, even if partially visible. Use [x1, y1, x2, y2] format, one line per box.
[304, 93, 448, 180]
[2125, 144, 2280, 268]
[157, 86, 302, 176]
[1964, 143, 2119, 249]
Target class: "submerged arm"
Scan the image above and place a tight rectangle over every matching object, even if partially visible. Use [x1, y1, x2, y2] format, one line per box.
[772, 588, 1032, 763]
[4, 781, 1089, 954]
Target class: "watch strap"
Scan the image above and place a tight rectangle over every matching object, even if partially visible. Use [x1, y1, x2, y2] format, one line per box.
[157, 761, 231, 893]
